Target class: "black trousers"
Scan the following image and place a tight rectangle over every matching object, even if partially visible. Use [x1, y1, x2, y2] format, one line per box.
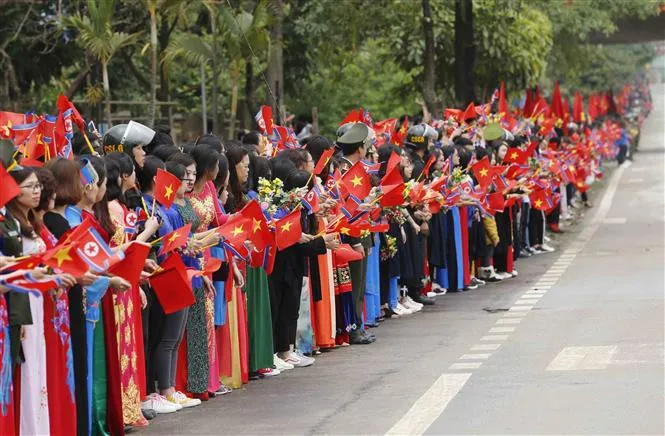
[144, 286, 165, 394]
[268, 275, 302, 353]
[529, 208, 544, 246]
[348, 257, 368, 329]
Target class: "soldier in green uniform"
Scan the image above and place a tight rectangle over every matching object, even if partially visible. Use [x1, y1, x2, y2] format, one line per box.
[336, 123, 376, 345]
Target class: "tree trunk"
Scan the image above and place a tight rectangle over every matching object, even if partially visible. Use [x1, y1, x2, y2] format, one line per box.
[266, 0, 284, 124]
[102, 61, 112, 126]
[244, 59, 257, 123]
[421, 0, 439, 115]
[149, 6, 158, 127]
[211, 10, 220, 134]
[228, 81, 238, 140]
[158, 14, 172, 121]
[454, 0, 476, 105]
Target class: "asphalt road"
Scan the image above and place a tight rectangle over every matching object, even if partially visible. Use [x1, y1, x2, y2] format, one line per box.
[140, 84, 664, 435]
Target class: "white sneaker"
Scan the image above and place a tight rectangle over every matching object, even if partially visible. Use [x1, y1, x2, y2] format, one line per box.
[258, 367, 281, 377]
[274, 354, 294, 371]
[167, 391, 201, 408]
[510, 270, 518, 278]
[405, 296, 424, 310]
[426, 291, 437, 298]
[541, 244, 555, 252]
[497, 272, 513, 280]
[142, 393, 180, 414]
[404, 300, 423, 313]
[394, 302, 413, 315]
[280, 352, 314, 368]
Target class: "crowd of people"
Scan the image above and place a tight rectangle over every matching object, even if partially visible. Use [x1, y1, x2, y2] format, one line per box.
[0, 76, 652, 436]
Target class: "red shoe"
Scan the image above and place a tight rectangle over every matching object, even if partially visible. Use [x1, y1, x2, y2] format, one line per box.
[548, 223, 563, 233]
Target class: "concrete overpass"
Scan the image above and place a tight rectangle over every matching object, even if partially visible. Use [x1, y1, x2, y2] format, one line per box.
[587, 11, 665, 45]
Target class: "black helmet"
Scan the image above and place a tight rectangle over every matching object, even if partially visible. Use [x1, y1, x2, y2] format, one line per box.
[102, 121, 156, 155]
[404, 123, 437, 150]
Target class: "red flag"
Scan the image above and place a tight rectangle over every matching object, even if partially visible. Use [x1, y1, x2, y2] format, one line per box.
[373, 118, 397, 136]
[572, 91, 585, 123]
[150, 253, 194, 314]
[42, 244, 88, 276]
[255, 105, 274, 135]
[385, 151, 401, 176]
[529, 189, 550, 211]
[523, 88, 535, 117]
[421, 154, 436, 178]
[379, 182, 405, 207]
[274, 209, 302, 250]
[313, 147, 335, 175]
[0, 112, 29, 139]
[470, 156, 492, 189]
[239, 199, 273, 250]
[550, 81, 565, 120]
[108, 241, 151, 285]
[0, 162, 20, 208]
[498, 82, 509, 116]
[381, 165, 403, 187]
[341, 161, 371, 199]
[56, 94, 86, 133]
[339, 109, 363, 126]
[217, 214, 251, 248]
[444, 108, 462, 123]
[159, 223, 192, 255]
[332, 243, 363, 263]
[462, 102, 478, 122]
[153, 168, 182, 209]
[393, 117, 409, 146]
[503, 148, 528, 165]
[487, 192, 505, 211]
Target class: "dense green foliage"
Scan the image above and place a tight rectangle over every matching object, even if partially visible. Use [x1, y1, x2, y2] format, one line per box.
[0, 0, 659, 137]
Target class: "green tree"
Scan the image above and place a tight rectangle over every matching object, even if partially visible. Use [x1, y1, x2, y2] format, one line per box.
[66, 0, 141, 125]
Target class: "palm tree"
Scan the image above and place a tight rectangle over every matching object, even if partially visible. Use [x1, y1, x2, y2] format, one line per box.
[67, 0, 141, 126]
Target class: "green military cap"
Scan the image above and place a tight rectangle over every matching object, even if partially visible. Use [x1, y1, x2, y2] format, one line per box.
[336, 122, 370, 146]
[483, 122, 504, 142]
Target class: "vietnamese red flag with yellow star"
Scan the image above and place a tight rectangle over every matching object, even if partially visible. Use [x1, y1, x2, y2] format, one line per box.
[153, 168, 182, 209]
[341, 161, 371, 199]
[239, 199, 273, 250]
[274, 209, 302, 250]
[0, 112, 28, 139]
[159, 223, 191, 255]
[217, 214, 251, 249]
[470, 156, 492, 189]
[392, 117, 409, 146]
[503, 148, 528, 165]
[529, 189, 549, 211]
[421, 153, 436, 178]
[42, 243, 88, 276]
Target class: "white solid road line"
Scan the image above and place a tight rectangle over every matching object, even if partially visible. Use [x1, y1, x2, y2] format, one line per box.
[385, 373, 471, 435]
[481, 335, 509, 341]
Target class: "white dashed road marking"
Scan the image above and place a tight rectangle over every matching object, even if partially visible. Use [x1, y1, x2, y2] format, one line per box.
[547, 346, 618, 371]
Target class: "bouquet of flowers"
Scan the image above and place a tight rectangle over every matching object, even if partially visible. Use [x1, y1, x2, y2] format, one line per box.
[383, 207, 408, 225]
[257, 176, 307, 218]
[380, 234, 398, 262]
